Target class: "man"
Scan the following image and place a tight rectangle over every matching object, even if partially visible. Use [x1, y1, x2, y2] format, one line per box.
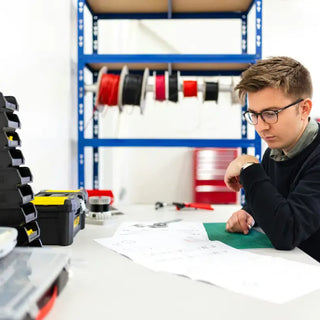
[224, 56, 320, 262]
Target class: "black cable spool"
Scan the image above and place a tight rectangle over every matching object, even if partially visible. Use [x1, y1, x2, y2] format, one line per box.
[89, 196, 110, 212]
[122, 74, 143, 106]
[90, 204, 109, 212]
[204, 81, 219, 102]
[168, 73, 178, 102]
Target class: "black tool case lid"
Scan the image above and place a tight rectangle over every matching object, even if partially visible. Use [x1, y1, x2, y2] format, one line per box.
[0, 184, 34, 208]
[0, 131, 21, 148]
[0, 112, 20, 131]
[0, 149, 24, 168]
[0, 202, 38, 227]
[0, 167, 33, 189]
[41, 189, 88, 205]
[33, 192, 81, 214]
[0, 93, 19, 113]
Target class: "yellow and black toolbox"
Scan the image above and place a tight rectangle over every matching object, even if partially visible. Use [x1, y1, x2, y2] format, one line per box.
[32, 190, 87, 246]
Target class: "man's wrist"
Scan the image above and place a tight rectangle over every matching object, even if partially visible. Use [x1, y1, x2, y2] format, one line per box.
[240, 162, 257, 173]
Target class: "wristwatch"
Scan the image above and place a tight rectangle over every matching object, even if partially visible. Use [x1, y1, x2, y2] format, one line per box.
[240, 162, 257, 173]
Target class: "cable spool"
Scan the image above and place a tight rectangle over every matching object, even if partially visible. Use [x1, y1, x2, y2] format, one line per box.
[231, 77, 241, 105]
[118, 66, 149, 114]
[89, 196, 111, 213]
[183, 80, 198, 98]
[95, 66, 108, 109]
[203, 81, 219, 102]
[94, 66, 122, 112]
[97, 74, 120, 106]
[154, 73, 166, 101]
[117, 65, 128, 112]
[168, 72, 179, 103]
[140, 68, 149, 114]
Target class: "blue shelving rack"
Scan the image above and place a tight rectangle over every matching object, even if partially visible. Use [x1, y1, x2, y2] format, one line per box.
[77, 0, 262, 189]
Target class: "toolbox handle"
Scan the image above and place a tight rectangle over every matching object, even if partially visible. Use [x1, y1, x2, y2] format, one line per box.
[36, 285, 58, 320]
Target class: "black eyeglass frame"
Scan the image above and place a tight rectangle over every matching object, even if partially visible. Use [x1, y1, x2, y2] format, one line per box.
[243, 98, 304, 125]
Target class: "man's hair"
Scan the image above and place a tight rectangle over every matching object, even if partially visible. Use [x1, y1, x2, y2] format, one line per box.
[235, 56, 313, 103]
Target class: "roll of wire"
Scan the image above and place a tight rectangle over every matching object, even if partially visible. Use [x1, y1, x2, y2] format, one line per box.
[89, 196, 111, 213]
[168, 73, 178, 102]
[155, 74, 166, 101]
[122, 74, 143, 106]
[183, 80, 198, 98]
[203, 81, 219, 102]
[97, 73, 120, 106]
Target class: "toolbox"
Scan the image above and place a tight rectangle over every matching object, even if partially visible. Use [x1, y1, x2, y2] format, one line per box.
[32, 190, 86, 245]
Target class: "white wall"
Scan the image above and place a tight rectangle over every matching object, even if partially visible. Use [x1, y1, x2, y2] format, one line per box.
[0, 0, 76, 194]
[1, 0, 319, 202]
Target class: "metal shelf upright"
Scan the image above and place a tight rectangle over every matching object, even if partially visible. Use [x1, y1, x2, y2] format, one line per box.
[77, 0, 263, 189]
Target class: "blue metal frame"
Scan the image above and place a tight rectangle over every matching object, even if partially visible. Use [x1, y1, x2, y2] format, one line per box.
[78, 0, 85, 188]
[80, 138, 259, 148]
[95, 12, 245, 20]
[84, 53, 257, 64]
[77, 0, 263, 189]
[255, 0, 262, 59]
[92, 14, 99, 189]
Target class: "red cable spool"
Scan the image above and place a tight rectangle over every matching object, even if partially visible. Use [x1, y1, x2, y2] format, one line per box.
[183, 80, 198, 97]
[155, 75, 166, 101]
[97, 73, 120, 106]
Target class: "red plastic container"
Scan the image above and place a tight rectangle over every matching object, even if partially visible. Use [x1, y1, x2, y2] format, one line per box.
[85, 189, 114, 205]
[193, 148, 238, 204]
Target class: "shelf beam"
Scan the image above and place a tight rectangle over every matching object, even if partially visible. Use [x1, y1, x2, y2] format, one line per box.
[80, 138, 259, 148]
[82, 53, 257, 64]
[95, 12, 245, 20]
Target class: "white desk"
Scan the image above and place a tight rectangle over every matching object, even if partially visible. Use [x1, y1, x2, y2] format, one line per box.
[47, 204, 320, 320]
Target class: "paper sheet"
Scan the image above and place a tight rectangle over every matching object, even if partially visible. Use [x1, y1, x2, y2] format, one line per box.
[95, 221, 320, 304]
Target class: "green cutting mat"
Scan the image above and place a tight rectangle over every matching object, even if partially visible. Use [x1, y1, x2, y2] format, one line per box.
[203, 223, 273, 249]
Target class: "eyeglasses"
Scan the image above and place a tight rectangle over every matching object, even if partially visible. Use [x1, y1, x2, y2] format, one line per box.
[243, 98, 304, 125]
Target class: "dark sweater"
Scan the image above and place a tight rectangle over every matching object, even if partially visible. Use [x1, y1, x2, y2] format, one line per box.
[240, 124, 320, 262]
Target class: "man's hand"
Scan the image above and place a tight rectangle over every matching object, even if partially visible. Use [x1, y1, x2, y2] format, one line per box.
[226, 209, 255, 235]
[224, 154, 259, 192]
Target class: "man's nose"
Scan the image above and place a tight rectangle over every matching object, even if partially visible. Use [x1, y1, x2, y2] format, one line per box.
[254, 115, 270, 131]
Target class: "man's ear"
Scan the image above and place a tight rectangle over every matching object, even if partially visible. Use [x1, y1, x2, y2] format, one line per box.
[300, 98, 312, 120]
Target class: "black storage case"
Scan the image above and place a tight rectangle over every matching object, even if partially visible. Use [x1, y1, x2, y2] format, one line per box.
[33, 191, 86, 246]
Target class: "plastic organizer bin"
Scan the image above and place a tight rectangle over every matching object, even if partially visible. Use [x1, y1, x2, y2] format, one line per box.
[0, 149, 24, 167]
[0, 247, 69, 320]
[0, 93, 18, 112]
[0, 131, 21, 148]
[17, 220, 41, 246]
[32, 190, 86, 245]
[0, 202, 38, 227]
[0, 185, 34, 208]
[0, 112, 20, 130]
[0, 167, 32, 188]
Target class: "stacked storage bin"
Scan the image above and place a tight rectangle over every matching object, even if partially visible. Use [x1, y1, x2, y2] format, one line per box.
[193, 148, 239, 204]
[0, 92, 42, 246]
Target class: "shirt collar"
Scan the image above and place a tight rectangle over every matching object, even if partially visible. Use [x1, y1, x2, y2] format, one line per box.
[270, 119, 318, 161]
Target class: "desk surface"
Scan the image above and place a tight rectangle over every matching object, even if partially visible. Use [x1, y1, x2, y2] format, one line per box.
[47, 204, 320, 320]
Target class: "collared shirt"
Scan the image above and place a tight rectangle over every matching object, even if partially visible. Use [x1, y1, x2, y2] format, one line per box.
[270, 119, 319, 161]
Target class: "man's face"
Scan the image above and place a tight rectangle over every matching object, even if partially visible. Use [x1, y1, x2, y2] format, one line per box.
[247, 87, 309, 154]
